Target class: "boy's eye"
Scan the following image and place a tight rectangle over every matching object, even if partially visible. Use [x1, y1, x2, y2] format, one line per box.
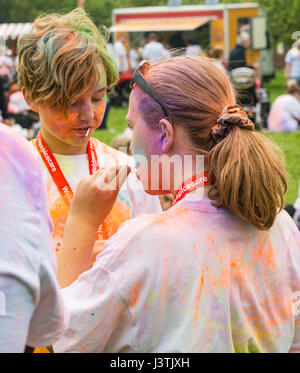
[92, 96, 105, 103]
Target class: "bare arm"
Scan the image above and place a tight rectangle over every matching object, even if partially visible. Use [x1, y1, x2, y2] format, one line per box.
[57, 165, 131, 288]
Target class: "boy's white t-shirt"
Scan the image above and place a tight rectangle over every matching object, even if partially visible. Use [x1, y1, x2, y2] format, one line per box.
[32, 138, 162, 254]
[53, 193, 300, 353]
[267, 94, 300, 132]
[0, 124, 68, 352]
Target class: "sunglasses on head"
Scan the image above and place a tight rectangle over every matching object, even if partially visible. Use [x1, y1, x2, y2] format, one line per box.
[130, 60, 171, 122]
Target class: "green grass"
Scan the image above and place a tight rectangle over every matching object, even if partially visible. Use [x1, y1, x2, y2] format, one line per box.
[265, 70, 286, 104]
[263, 131, 300, 204]
[93, 72, 300, 205]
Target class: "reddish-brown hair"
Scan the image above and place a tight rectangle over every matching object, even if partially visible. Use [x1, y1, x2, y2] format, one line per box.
[136, 56, 287, 230]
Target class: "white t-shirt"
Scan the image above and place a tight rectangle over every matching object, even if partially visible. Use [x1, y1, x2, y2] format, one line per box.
[267, 94, 300, 132]
[0, 124, 68, 352]
[285, 48, 300, 79]
[31, 138, 162, 255]
[129, 49, 139, 70]
[114, 41, 129, 73]
[53, 193, 300, 352]
[142, 41, 166, 62]
[185, 45, 202, 57]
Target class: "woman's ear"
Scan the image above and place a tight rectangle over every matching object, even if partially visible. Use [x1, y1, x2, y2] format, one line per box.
[158, 119, 174, 154]
[22, 88, 39, 112]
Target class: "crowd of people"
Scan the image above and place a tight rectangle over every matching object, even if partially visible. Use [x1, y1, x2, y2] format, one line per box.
[0, 8, 300, 353]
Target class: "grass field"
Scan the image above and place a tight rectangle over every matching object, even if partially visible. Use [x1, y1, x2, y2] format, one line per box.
[93, 71, 299, 205]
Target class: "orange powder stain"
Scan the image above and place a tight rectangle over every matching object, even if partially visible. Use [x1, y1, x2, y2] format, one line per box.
[101, 200, 132, 240]
[130, 283, 141, 306]
[205, 234, 215, 251]
[252, 240, 277, 270]
[194, 274, 204, 327]
[160, 258, 168, 300]
[47, 183, 132, 262]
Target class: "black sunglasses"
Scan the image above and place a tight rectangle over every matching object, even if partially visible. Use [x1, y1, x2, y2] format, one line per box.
[130, 60, 171, 121]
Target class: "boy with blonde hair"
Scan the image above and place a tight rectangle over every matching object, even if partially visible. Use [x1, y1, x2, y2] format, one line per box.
[17, 8, 161, 262]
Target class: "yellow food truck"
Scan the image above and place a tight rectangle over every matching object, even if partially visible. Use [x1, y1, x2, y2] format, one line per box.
[110, 2, 274, 80]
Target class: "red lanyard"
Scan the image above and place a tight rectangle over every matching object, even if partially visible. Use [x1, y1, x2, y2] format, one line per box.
[34, 133, 104, 238]
[34, 133, 99, 206]
[172, 171, 210, 206]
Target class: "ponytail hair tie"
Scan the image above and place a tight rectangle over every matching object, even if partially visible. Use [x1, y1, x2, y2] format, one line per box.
[211, 104, 254, 142]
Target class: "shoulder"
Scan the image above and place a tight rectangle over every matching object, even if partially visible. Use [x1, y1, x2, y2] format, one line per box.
[95, 205, 186, 270]
[272, 209, 300, 244]
[0, 124, 41, 178]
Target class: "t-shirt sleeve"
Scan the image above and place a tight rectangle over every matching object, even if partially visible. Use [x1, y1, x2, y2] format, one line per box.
[290, 99, 300, 119]
[53, 216, 153, 353]
[0, 127, 68, 349]
[286, 220, 300, 352]
[0, 275, 35, 352]
[52, 261, 130, 352]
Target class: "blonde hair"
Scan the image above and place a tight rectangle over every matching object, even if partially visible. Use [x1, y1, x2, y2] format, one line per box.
[285, 80, 299, 94]
[136, 56, 287, 230]
[17, 8, 118, 115]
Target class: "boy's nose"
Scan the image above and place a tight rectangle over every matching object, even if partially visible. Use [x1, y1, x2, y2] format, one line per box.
[79, 102, 94, 121]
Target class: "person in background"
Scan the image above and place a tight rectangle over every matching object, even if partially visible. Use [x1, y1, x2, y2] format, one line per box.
[208, 47, 227, 74]
[8, 81, 30, 115]
[111, 134, 132, 156]
[0, 76, 9, 125]
[0, 122, 68, 352]
[185, 39, 203, 57]
[163, 42, 172, 60]
[0, 49, 13, 81]
[285, 39, 300, 86]
[143, 33, 166, 62]
[114, 34, 130, 74]
[294, 182, 300, 230]
[53, 56, 300, 353]
[267, 80, 300, 132]
[129, 41, 142, 71]
[228, 32, 251, 71]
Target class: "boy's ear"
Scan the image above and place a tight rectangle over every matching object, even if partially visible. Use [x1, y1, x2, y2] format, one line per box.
[158, 119, 174, 154]
[22, 88, 39, 112]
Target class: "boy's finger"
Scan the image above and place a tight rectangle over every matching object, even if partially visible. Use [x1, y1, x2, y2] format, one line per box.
[115, 165, 131, 190]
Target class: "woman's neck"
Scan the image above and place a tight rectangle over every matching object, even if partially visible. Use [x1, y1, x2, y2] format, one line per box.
[41, 127, 88, 155]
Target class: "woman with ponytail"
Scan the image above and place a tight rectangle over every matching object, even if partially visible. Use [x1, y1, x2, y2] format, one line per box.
[54, 56, 300, 353]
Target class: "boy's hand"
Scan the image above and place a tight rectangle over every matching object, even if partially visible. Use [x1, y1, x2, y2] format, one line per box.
[69, 164, 131, 229]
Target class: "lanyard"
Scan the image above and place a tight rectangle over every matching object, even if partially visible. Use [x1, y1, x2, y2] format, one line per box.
[172, 171, 210, 207]
[34, 133, 104, 237]
[35, 133, 99, 205]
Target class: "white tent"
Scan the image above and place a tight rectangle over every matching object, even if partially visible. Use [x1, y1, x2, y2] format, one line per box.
[0, 23, 32, 40]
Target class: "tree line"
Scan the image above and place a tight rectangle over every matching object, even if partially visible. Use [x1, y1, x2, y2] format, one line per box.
[0, 0, 298, 46]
